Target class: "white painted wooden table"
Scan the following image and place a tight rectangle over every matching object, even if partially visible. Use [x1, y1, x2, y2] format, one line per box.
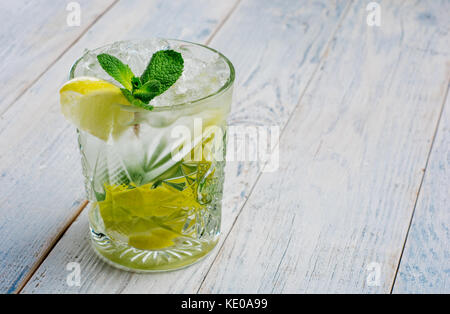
[0, 0, 448, 294]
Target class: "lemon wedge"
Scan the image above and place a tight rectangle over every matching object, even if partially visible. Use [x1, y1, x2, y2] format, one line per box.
[60, 76, 135, 141]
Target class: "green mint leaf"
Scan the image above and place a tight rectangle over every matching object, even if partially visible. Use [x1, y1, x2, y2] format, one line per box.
[121, 88, 154, 111]
[133, 80, 161, 103]
[96, 50, 184, 111]
[97, 54, 135, 91]
[140, 50, 184, 93]
[131, 77, 141, 91]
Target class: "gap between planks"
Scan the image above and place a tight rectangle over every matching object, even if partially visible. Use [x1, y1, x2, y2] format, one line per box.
[15, 200, 89, 294]
[15, 0, 242, 294]
[7, 1, 121, 294]
[9, 1, 121, 294]
[204, 0, 242, 46]
[389, 78, 450, 293]
[195, 0, 356, 294]
[0, 0, 120, 117]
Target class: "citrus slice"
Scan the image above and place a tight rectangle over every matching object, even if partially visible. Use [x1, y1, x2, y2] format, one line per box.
[128, 227, 180, 250]
[97, 182, 199, 250]
[60, 76, 135, 141]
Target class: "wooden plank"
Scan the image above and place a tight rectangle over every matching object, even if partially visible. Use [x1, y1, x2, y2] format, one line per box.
[21, 0, 351, 293]
[197, 0, 450, 293]
[392, 92, 450, 294]
[0, 0, 239, 294]
[0, 0, 117, 115]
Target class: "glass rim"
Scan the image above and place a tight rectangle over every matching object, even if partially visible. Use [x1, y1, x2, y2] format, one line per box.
[69, 38, 235, 112]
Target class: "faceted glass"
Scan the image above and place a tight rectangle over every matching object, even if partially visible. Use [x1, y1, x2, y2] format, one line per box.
[70, 39, 234, 271]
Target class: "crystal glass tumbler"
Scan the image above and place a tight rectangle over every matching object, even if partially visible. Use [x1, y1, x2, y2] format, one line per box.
[70, 39, 234, 272]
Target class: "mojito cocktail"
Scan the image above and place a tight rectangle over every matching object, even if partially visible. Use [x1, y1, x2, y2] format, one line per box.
[60, 39, 234, 271]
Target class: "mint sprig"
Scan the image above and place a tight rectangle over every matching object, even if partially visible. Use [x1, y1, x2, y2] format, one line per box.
[120, 88, 153, 110]
[133, 80, 161, 103]
[141, 50, 184, 91]
[97, 54, 134, 90]
[97, 50, 184, 110]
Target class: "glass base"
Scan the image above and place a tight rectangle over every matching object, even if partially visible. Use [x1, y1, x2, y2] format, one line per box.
[90, 228, 219, 272]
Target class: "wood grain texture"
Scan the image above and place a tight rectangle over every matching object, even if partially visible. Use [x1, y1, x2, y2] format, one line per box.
[0, 0, 239, 294]
[21, 0, 351, 293]
[0, 0, 117, 115]
[392, 91, 450, 294]
[197, 0, 450, 293]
